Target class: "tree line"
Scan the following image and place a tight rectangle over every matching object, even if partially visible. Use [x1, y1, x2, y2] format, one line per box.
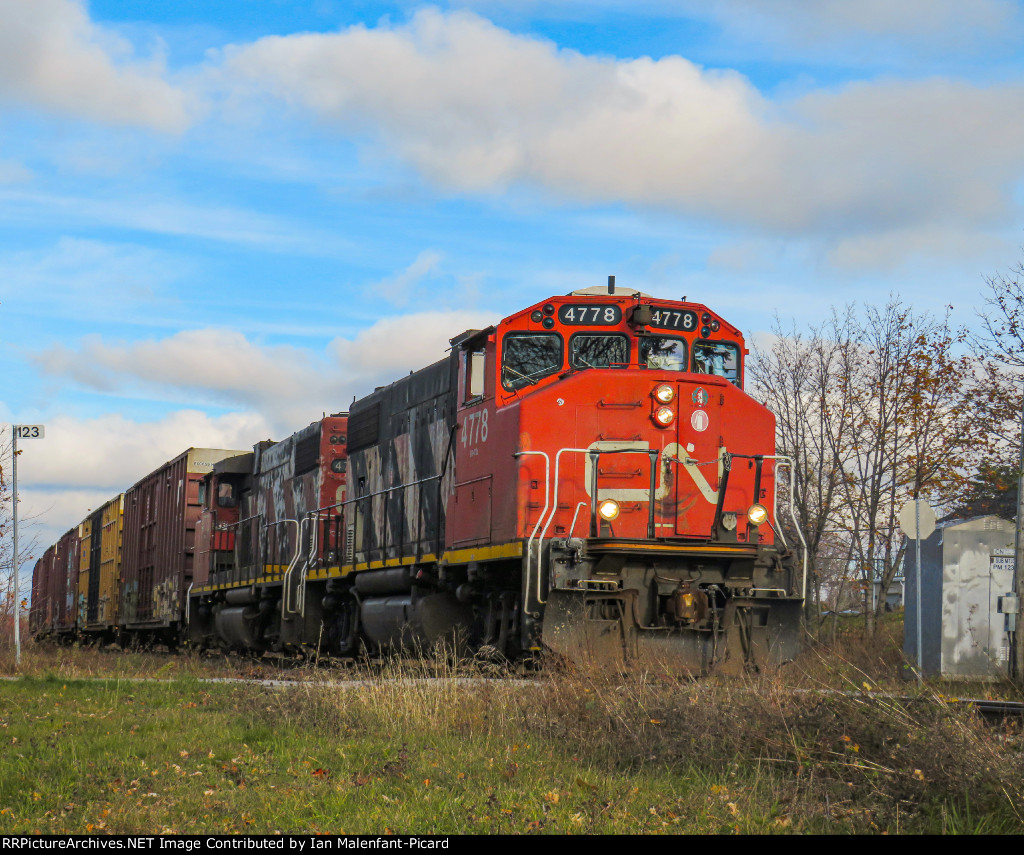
[748, 267, 1024, 636]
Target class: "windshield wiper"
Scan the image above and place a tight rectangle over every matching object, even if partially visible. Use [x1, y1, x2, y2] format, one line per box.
[503, 365, 539, 386]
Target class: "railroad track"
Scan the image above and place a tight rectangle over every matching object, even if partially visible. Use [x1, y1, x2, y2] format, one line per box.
[959, 697, 1024, 720]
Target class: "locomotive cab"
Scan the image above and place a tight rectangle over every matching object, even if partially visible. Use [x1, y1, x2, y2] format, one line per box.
[448, 284, 804, 670]
[193, 453, 254, 591]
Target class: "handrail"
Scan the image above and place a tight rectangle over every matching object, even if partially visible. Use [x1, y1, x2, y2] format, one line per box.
[304, 472, 444, 571]
[215, 512, 264, 578]
[759, 455, 808, 600]
[536, 448, 593, 607]
[535, 446, 659, 607]
[567, 502, 588, 539]
[267, 518, 301, 614]
[514, 451, 550, 614]
[216, 511, 262, 531]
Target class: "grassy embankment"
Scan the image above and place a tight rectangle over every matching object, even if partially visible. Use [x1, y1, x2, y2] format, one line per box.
[0, 619, 1022, 834]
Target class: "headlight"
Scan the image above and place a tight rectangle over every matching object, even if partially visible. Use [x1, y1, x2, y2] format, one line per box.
[598, 499, 620, 521]
[747, 503, 768, 526]
[653, 383, 674, 403]
[654, 406, 675, 427]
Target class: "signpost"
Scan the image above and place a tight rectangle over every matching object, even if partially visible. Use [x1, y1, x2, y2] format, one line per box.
[899, 497, 936, 682]
[11, 424, 44, 667]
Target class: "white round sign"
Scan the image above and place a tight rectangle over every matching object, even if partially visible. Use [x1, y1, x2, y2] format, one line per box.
[690, 410, 709, 432]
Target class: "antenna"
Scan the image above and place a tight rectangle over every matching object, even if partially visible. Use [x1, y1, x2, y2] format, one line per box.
[608, 275, 615, 295]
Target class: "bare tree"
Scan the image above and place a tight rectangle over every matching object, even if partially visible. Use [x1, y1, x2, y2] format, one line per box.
[748, 309, 858, 633]
[752, 300, 992, 637]
[978, 261, 1024, 371]
[839, 302, 985, 634]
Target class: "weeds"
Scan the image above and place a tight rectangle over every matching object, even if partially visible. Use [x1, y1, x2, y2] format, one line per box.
[1, 634, 1023, 833]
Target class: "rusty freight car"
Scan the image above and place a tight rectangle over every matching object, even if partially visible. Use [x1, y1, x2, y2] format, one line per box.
[50, 526, 80, 642]
[120, 447, 248, 647]
[29, 545, 56, 640]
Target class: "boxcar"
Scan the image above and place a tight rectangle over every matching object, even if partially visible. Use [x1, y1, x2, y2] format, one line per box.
[29, 545, 56, 640]
[76, 494, 124, 642]
[119, 448, 248, 646]
[51, 526, 80, 642]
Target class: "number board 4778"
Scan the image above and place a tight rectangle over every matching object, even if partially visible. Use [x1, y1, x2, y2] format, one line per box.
[648, 307, 698, 332]
[557, 304, 622, 325]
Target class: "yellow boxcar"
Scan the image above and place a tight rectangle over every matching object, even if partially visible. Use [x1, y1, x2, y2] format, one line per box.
[78, 494, 124, 640]
[77, 513, 96, 633]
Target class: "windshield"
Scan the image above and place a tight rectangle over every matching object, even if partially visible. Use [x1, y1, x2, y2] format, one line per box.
[639, 336, 687, 371]
[502, 333, 563, 390]
[693, 340, 741, 385]
[570, 333, 629, 369]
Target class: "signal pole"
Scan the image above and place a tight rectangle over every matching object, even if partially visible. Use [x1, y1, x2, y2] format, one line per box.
[11, 425, 17, 666]
[1014, 403, 1024, 681]
[10, 424, 44, 668]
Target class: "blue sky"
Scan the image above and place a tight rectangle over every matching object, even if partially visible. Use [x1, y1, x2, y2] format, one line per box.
[4, 0, 1024, 550]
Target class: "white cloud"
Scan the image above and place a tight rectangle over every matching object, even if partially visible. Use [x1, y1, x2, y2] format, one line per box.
[826, 225, 1008, 271]
[22, 308, 495, 535]
[712, 0, 1019, 47]
[376, 250, 445, 306]
[31, 308, 496, 434]
[452, 0, 1022, 52]
[15, 487, 116, 564]
[15, 411, 268, 492]
[11, 410, 270, 546]
[32, 330, 328, 429]
[0, 0, 192, 131]
[330, 309, 494, 377]
[216, 9, 1024, 244]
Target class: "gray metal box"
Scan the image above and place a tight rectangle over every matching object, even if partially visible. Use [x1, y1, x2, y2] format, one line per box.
[904, 515, 1014, 679]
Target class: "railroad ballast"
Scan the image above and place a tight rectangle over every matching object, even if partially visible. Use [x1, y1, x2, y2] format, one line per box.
[30, 284, 804, 671]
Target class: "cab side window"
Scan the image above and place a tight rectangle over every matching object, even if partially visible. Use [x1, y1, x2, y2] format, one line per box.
[465, 348, 486, 401]
[217, 482, 237, 508]
[693, 340, 741, 386]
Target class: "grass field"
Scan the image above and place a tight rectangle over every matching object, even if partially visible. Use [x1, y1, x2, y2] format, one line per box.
[1, 619, 1023, 835]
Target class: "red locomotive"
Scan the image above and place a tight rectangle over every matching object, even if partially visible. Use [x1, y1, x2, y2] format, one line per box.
[32, 283, 804, 671]
[190, 417, 349, 652]
[188, 283, 803, 671]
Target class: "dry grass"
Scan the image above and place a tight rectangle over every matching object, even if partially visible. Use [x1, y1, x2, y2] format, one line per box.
[3, 620, 1024, 833]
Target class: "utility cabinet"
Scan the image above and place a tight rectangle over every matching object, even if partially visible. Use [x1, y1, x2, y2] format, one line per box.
[904, 516, 1015, 679]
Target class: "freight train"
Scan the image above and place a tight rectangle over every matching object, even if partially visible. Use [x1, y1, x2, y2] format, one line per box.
[30, 283, 805, 672]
